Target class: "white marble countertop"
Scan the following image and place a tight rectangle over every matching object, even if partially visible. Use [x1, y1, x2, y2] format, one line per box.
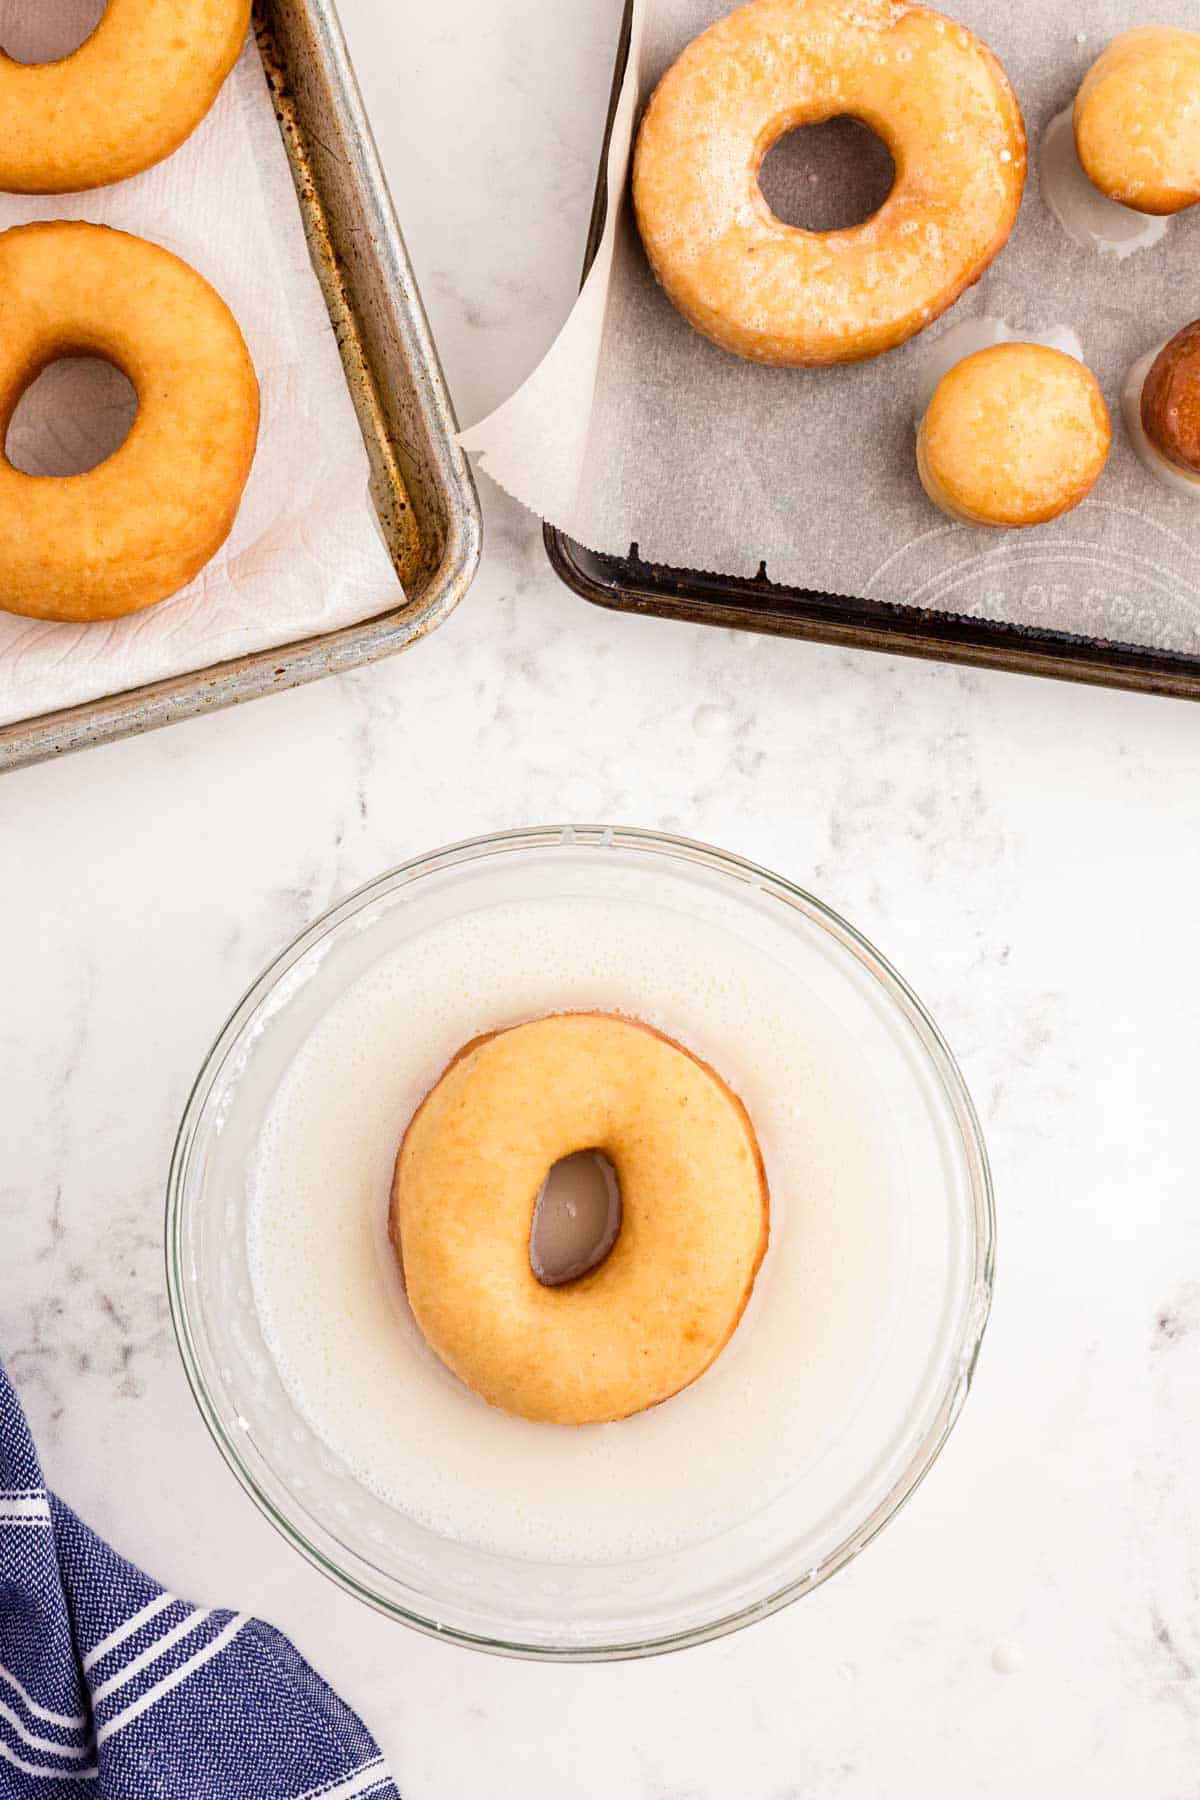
[3, 1, 1199, 1793]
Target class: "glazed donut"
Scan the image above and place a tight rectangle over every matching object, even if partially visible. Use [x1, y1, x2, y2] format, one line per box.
[1074, 29, 1200, 216]
[391, 1013, 769, 1426]
[916, 342, 1111, 529]
[0, 0, 250, 194]
[1127, 320, 1200, 492]
[0, 222, 258, 623]
[632, 0, 1026, 367]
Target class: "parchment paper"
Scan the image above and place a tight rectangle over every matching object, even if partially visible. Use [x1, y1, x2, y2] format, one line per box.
[0, 6, 398, 732]
[463, 0, 1200, 655]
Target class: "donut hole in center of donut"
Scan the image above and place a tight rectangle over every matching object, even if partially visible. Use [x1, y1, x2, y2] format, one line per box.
[530, 1150, 622, 1287]
[758, 116, 896, 233]
[6, 357, 138, 478]
[0, 0, 108, 65]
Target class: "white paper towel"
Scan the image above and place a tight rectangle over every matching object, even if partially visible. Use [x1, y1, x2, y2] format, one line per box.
[463, 0, 1200, 658]
[0, 7, 399, 732]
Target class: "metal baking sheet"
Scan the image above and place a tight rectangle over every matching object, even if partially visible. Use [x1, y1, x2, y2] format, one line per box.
[545, 0, 1200, 701]
[0, 0, 482, 774]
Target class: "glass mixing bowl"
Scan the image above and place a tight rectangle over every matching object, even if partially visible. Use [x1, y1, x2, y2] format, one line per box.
[166, 826, 993, 1660]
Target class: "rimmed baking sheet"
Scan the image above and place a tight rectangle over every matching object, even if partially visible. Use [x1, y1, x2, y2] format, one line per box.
[0, 0, 481, 773]
[516, 0, 1200, 697]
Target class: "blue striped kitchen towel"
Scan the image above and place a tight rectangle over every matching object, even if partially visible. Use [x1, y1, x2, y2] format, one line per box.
[0, 1362, 400, 1799]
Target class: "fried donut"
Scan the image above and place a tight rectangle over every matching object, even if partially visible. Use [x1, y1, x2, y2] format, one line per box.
[1140, 322, 1200, 477]
[0, 0, 250, 194]
[632, 0, 1027, 367]
[0, 222, 258, 623]
[391, 1013, 769, 1426]
[917, 343, 1111, 528]
[1123, 321, 1200, 496]
[1074, 29, 1200, 217]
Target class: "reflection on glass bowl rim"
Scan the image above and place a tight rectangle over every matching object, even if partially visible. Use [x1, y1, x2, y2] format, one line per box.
[166, 825, 994, 1660]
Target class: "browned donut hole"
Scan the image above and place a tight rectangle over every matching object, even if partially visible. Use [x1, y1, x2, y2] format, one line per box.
[1141, 320, 1200, 476]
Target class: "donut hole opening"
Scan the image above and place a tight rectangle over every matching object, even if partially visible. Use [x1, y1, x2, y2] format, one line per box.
[0, 0, 108, 65]
[530, 1151, 622, 1288]
[6, 357, 138, 478]
[759, 116, 896, 232]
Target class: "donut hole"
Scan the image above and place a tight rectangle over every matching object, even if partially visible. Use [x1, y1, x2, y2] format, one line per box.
[758, 116, 896, 232]
[530, 1151, 622, 1287]
[0, 0, 108, 65]
[6, 357, 138, 478]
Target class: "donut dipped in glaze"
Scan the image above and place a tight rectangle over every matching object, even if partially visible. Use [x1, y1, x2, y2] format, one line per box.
[632, 0, 1027, 367]
[391, 1012, 770, 1427]
[1074, 29, 1200, 217]
[1124, 320, 1200, 496]
[917, 342, 1111, 529]
[0, 0, 251, 194]
[0, 222, 258, 622]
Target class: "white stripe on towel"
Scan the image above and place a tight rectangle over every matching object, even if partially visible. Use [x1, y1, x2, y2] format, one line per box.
[293, 1757, 389, 1800]
[0, 1697, 92, 1760]
[96, 1614, 248, 1746]
[83, 1592, 176, 1673]
[0, 1738, 97, 1782]
[292, 1760, 383, 1800]
[90, 1609, 211, 1707]
[0, 1496, 52, 1521]
[0, 1662, 86, 1730]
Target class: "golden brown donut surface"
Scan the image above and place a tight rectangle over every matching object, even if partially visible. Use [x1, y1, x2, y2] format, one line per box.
[917, 343, 1111, 529]
[632, 0, 1026, 367]
[391, 1012, 770, 1427]
[1074, 29, 1200, 217]
[0, 0, 250, 193]
[1140, 321, 1200, 475]
[0, 221, 258, 623]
